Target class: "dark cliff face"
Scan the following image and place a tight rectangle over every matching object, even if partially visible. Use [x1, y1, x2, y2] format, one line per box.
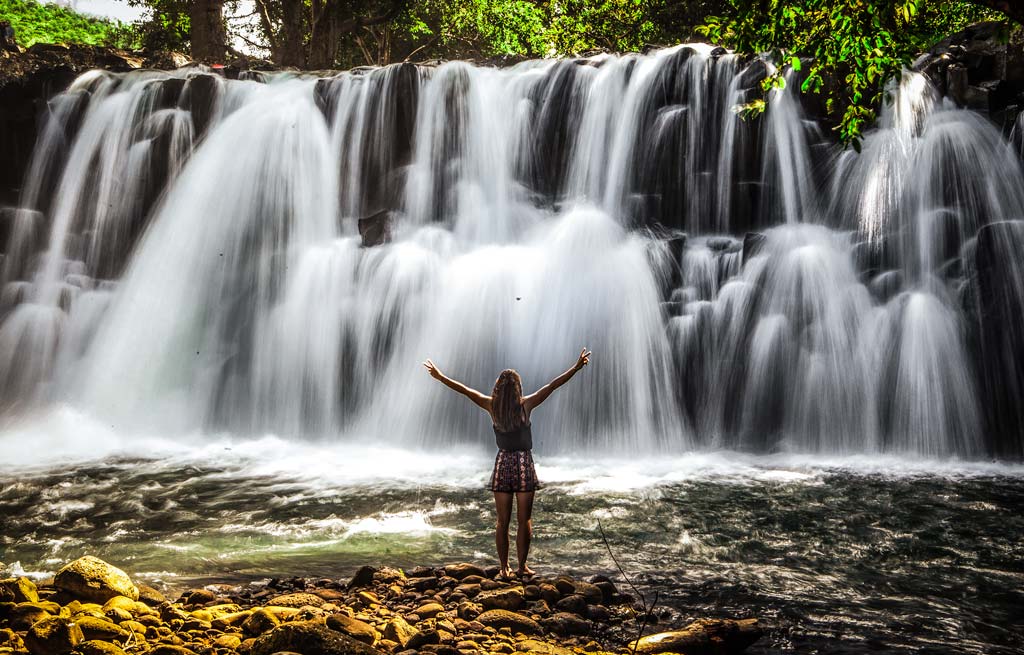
[915, 21, 1024, 134]
[0, 44, 149, 207]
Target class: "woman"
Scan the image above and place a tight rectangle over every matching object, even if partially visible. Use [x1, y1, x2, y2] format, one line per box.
[423, 348, 591, 579]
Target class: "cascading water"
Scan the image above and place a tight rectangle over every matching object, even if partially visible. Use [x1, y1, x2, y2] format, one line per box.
[2, 48, 1024, 459]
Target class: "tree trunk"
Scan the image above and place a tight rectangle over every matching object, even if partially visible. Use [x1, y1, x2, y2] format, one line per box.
[279, 0, 307, 67]
[190, 0, 227, 63]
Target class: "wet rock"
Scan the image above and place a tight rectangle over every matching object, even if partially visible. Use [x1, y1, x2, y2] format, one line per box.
[10, 602, 53, 630]
[25, 617, 84, 655]
[268, 593, 325, 608]
[571, 582, 603, 605]
[147, 646, 197, 655]
[538, 584, 560, 605]
[73, 617, 128, 643]
[444, 564, 487, 581]
[251, 620, 383, 655]
[74, 640, 128, 655]
[477, 587, 524, 611]
[629, 618, 762, 655]
[242, 608, 281, 636]
[182, 589, 216, 606]
[408, 577, 438, 592]
[406, 628, 441, 649]
[553, 595, 586, 616]
[54, 557, 138, 604]
[415, 602, 445, 618]
[0, 577, 38, 603]
[358, 210, 393, 247]
[348, 566, 377, 589]
[742, 232, 766, 265]
[382, 616, 418, 647]
[135, 585, 166, 607]
[475, 610, 542, 636]
[542, 612, 590, 637]
[327, 613, 379, 645]
[512, 639, 572, 655]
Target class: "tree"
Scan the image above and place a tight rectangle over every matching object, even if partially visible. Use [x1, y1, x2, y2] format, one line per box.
[190, 0, 226, 62]
[698, 0, 1015, 147]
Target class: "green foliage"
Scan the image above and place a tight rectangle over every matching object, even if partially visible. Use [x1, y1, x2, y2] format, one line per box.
[0, 0, 131, 48]
[698, 1, 1006, 146]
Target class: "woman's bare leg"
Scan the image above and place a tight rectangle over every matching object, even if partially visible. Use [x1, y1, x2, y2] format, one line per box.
[493, 492, 514, 578]
[515, 491, 535, 576]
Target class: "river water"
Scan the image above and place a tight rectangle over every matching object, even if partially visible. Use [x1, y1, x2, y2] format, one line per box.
[1, 415, 1021, 654]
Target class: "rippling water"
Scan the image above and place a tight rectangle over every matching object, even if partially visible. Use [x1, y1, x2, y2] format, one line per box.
[1, 410, 1022, 654]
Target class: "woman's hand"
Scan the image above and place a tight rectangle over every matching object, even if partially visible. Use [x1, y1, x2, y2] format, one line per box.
[423, 358, 444, 380]
[574, 347, 591, 371]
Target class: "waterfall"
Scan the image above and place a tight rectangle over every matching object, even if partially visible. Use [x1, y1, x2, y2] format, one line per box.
[2, 48, 1023, 458]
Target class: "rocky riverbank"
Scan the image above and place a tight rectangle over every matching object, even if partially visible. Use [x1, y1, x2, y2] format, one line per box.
[0, 556, 761, 655]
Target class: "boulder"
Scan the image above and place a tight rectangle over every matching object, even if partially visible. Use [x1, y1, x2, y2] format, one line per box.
[553, 594, 587, 616]
[512, 639, 572, 655]
[347, 566, 377, 589]
[475, 610, 542, 636]
[477, 587, 524, 611]
[54, 557, 138, 604]
[443, 564, 487, 581]
[72, 616, 128, 642]
[242, 608, 281, 636]
[267, 593, 325, 608]
[250, 621, 384, 655]
[0, 577, 39, 603]
[358, 210, 392, 247]
[73, 640, 128, 655]
[326, 614, 379, 645]
[25, 617, 84, 655]
[541, 612, 591, 637]
[629, 618, 762, 655]
[146, 647, 197, 655]
[414, 602, 445, 618]
[382, 616, 418, 647]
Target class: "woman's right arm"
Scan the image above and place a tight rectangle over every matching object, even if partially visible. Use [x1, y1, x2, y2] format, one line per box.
[423, 359, 492, 412]
[523, 348, 591, 412]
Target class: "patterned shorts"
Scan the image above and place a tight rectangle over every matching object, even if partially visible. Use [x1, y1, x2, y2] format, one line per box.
[488, 449, 541, 493]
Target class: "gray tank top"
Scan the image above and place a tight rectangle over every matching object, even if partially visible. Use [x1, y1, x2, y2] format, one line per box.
[493, 421, 533, 451]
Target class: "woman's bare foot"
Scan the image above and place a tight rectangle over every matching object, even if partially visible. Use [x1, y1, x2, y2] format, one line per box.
[498, 565, 515, 580]
[516, 564, 535, 578]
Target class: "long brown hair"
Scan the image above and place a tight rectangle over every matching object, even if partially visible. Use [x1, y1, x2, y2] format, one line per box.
[491, 369, 528, 432]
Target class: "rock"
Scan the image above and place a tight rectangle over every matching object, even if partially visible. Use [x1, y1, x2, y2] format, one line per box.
[571, 582, 603, 605]
[405, 629, 440, 649]
[542, 612, 590, 637]
[146, 647, 197, 655]
[443, 564, 487, 581]
[0, 577, 39, 603]
[382, 616, 418, 648]
[74, 640, 128, 655]
[741, 232, 766, 265]
[25, 617, 84, 655]
[251, 621, 384, 655]
[358, 210, 393, 247]
[347, 567, 377, 589]
[475, 610, 542, 636]
[136, 585, 165, 605]
[268, 593, 325, 608]
[407, 577, 438, 592]
[454, 583, 480, 598]
[629, 618, 762, 655]
[513, 639, 572, 655]
[243, 608, 281, 636]
[326, 614, 379, 645]
[415, 602, 445, 618]
[72, 617, 128, 643]
[10, 602, 53, 630]
[553, 594, 586, 616]
[457, 602, 481, 621]
[54, 558, 138, 604]
[538, 584, 560, 605]
[213, 634, 242, 649]
[477, 587, 524, 611]
[183, 589, 216, 606]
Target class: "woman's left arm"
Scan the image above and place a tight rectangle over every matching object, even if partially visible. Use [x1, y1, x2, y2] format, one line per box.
[423, 359, 492, 412]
